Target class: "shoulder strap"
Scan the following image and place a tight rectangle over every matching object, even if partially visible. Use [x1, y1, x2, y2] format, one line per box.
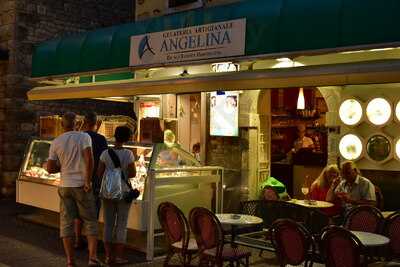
[108, 148, 121, 168]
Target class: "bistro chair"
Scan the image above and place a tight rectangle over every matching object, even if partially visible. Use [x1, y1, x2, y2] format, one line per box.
[344, 205, 384, 233]
[157, 202, 198, 266]
[384, 211, 400, 261]
[189, 207, 251, 267]
[270, 219, 315, 267]
[374, 185, 385, 211]
[320, 225, 365, 267]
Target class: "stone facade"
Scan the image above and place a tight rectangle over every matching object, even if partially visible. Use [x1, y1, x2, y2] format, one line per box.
[0, 0, 134, 197]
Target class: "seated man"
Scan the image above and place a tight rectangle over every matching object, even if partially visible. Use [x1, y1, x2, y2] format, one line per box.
[331, 161, 376, 211]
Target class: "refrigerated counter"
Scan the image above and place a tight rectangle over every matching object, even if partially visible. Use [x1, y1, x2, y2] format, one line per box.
[16, 138, 224, 260]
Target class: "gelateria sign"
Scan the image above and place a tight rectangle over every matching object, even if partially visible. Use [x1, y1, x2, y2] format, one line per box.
[130, 18, 246, 67]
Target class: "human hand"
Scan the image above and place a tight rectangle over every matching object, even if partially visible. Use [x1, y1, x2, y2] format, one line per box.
[331, 178, 340, 188]
[84, 180, 92, 192]
[336, 192, 352, 203]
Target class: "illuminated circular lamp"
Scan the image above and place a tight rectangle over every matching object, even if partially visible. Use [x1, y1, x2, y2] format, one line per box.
[395, 101, 400, 122]
[339, 134, 363, 160]
[366, 134, 392, 163]
[366, 98, 392, 126]
[164, 129, 176, 147]
[339, 99, 363, 126]
[395, 137, 400, 161]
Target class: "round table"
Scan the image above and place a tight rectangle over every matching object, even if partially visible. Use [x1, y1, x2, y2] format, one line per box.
[351, 231, 390, 247]
[287, 199, 334, 208]
[216, 213, 263, 246]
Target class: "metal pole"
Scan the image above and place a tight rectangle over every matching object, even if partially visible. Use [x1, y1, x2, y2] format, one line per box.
[146, 169, 155, 261]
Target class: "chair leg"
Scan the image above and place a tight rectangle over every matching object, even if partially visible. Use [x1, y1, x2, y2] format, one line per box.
[164, 251, 174, 267]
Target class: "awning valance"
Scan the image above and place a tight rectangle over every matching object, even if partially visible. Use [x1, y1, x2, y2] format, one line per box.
[32, 0, 400, 78]
[28, 59, 400, 100]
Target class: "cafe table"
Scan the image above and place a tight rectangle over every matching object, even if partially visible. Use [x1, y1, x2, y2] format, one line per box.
[351, 231, 390, 247]
[216, 213, 263, 246]
[287, 199, 334, 209]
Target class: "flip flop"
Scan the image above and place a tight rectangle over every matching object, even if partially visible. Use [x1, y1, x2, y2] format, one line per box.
[114, 257, 129, 265]
[88, 258, 104, 267]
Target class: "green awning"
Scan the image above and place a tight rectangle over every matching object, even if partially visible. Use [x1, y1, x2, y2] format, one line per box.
[32, 0, 400, 78]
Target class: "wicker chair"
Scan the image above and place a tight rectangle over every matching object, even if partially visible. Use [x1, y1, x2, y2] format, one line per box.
[344, 205, 384, 233]
[384, 211, 400, 261]
[321, 225, 365, 267]
[189, 207, 251, 267]
[270, 219, 314, 267]
[157, 202, 198, 266]
[375, 185, 385, 211]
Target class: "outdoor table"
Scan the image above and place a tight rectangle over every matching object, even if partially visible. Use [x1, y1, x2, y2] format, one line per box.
[382, 211, 396, 218]
[351, 231, 390, 247]
[216, 213, 263, 246]
[287, 199, 334, 209]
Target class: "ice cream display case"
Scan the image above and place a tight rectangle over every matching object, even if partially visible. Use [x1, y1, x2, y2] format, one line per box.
[17, 138, 223, 260]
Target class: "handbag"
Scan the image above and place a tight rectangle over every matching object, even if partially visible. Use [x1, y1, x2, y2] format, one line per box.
[101, 148, 140, 202]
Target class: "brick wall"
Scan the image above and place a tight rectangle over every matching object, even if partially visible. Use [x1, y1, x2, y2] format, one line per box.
[0, 0, 134, 197]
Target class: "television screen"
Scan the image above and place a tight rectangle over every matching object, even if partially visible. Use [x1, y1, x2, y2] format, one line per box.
[210, 92, 239, 137]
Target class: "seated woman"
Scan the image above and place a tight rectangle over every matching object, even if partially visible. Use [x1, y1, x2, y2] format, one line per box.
[310, 164, 342, 216]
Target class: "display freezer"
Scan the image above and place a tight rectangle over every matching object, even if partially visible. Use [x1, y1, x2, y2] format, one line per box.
[17, 138, 223, 260]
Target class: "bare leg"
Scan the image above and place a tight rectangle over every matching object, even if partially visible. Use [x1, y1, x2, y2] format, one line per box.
[62, 236, 75, 265]
[74, 219, 82, 248]
[87, 235, 98, 261]
[104, 242, 114, 263]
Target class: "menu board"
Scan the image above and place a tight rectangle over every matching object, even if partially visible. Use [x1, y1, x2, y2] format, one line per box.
[210, 92, 239, 137]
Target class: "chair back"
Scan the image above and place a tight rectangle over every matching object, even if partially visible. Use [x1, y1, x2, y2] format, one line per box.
[344, 205, 384, 233]
[271, 219, 313, 267]
[158, 202, 190, 248]
[189, 207, 224, 256]
[374, 185, 384, 210]
[321, 226, 364, 267]
[263, 186, 280, 201]
[384, 211, 400, 260]
[240, 200, 261, 217]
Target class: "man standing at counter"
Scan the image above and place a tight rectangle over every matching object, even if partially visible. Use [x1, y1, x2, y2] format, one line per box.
[47, 112, 101, 267]
[329, 161, 376, 211]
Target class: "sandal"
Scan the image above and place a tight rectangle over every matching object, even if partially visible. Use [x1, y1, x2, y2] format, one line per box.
[88, 258, 104, 267]
[114, 257, 129, 265]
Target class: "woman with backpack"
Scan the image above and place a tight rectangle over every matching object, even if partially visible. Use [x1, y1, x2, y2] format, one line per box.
[97, 126, 136, 265]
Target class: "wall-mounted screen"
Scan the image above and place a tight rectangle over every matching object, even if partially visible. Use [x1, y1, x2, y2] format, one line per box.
[210, 91, 239, 137]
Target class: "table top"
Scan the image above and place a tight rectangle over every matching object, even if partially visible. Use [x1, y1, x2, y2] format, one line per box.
[382, 211, 396, 218]
[351, 231, 390, 247]
[216, 213, 263, 226]
[287, 199, 334, 208]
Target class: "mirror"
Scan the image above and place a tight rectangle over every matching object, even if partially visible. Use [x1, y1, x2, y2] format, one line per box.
[366, 135, 391, 162]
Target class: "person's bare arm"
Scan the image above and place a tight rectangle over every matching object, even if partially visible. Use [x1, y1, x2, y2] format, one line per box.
[326, 178, 340, 202]
[83, 147, 94, 192]
[127, 162, 136, 178]
[97, 161, 105, 179]
[46, 160, 60, 174]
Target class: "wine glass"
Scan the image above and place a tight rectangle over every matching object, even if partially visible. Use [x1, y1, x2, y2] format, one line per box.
[301, 175, 311, 202]
[301, 186, 309, 200]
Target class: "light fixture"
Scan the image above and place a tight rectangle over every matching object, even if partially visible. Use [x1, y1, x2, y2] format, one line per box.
[339, 134, 363, 160]
[272, 58, 304, 68]
[211, 62, 239, 73]
[366, 97, 392, 126]
[339, 98, 363, 126]
[297, 87, 305, 110]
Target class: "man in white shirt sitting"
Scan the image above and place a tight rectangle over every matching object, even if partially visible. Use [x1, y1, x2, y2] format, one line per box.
[47, 112, 100, 267]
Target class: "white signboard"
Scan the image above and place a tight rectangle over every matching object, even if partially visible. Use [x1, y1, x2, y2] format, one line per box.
[210, 91, 239, 137]
[130, 18, 246, 67]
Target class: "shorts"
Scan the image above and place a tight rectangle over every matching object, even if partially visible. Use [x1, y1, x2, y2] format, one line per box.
[58, 187, 98, 238]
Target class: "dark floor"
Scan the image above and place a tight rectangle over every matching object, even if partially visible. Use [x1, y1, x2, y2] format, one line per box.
[0, 199, 147, 267]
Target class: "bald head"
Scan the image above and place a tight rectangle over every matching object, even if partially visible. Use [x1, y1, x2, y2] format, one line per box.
[62, 112, 76, 131]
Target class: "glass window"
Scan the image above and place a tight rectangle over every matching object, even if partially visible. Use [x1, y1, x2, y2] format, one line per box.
[339, 99, 363, 126]
[366, 134, 391, 162]
[366, 98, 392, 126]
[339, 134, 363, 160]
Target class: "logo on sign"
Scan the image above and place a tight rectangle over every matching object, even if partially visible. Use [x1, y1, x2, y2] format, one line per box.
[138, 35, 155, 59]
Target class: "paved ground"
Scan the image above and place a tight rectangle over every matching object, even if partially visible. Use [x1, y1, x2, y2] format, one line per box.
[0, 199, 294, 267]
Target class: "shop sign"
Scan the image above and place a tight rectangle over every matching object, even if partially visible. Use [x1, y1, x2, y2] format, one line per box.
[130, 18, 246, 67]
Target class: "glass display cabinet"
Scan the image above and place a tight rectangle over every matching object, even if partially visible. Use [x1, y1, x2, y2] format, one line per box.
[17, 138, 223, 260]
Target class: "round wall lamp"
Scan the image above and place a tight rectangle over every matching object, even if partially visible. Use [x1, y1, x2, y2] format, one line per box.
[339, 133, 364, 161]
[365, 133, 393, 164]
[339, 98, 363, 126]
[395, 100, 400, 123]
[394, 137, 400, 161]
[366, 97, 392, 126]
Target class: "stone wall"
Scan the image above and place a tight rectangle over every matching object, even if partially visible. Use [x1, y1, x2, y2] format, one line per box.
[0, 0, 134, 197]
